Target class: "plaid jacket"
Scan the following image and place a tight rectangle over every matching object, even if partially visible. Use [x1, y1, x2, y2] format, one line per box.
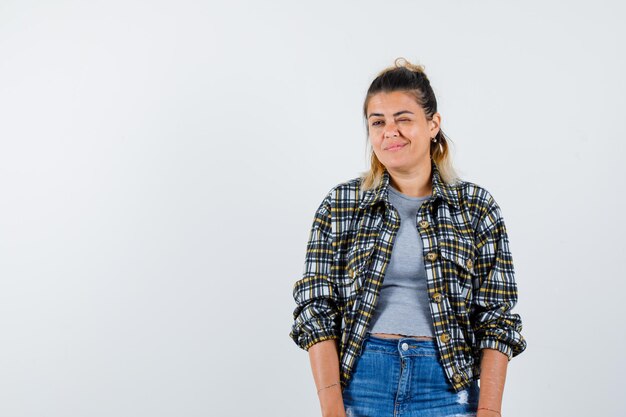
[289, 159, 526, 392]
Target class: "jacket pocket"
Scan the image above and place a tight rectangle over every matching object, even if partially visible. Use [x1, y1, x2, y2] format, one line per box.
[438, 236, 477, 308]
[438, 236, 477, 276]
[345, 242, 375, 296]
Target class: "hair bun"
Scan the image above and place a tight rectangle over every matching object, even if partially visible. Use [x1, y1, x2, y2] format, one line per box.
[394, 57, 425, 73]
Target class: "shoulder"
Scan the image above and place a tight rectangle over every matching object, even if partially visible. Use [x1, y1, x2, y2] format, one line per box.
[454, 179, 498, 211]
[318, 176, 364, 206]
[453, 179, 508, 236]
[312, 177, 364, 235]
[310, 176, 363, 218]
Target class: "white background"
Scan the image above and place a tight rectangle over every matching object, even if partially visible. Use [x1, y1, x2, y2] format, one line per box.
[1, 1, 624, 416]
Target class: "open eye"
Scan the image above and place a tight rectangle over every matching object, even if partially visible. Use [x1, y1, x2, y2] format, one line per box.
[371, 120, 384, 126]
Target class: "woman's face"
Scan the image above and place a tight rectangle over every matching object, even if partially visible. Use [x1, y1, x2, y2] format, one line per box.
[366, 91, 441, 173]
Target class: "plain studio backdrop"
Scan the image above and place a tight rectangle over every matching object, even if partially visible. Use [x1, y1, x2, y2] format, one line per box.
[1, 1, 624, 416]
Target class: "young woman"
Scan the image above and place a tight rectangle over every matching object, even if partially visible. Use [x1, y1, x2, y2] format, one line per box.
[290, 58, 526, 417]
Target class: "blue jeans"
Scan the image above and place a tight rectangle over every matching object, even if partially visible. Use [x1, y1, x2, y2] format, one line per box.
[342, 333, 479, 417]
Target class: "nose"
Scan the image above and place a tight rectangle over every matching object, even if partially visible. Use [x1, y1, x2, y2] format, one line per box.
[384, 124, 399, 138]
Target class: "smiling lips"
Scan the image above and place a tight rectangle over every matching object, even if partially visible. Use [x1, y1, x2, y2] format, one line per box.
[386, 143, 407, 151]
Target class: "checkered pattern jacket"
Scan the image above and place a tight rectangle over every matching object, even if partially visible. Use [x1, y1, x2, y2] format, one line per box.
[289, 159, 526, 392]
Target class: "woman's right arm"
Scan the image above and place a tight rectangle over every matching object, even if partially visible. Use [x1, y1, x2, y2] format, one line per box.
[309, 339, 346, 417]
[289, 190, 346, 417]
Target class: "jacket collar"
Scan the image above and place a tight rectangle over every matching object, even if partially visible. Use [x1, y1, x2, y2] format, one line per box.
[358, 159, 460, 211]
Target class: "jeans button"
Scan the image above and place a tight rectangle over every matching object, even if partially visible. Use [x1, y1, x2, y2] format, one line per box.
[401, 342, 409, 351]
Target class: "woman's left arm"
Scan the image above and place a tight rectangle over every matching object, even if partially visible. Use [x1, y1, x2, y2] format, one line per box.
[471, 193, 527, 416]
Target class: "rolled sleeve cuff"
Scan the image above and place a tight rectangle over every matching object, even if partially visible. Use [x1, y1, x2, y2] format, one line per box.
[476, 328, 526, 361]
[290, 321, 340, 351]
[478, 336, 514, 360]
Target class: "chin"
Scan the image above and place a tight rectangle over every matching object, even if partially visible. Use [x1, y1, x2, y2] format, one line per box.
[382, 162, 409, 171]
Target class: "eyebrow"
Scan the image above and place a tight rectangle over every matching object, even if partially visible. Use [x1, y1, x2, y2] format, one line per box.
[367, 110, 414, 119]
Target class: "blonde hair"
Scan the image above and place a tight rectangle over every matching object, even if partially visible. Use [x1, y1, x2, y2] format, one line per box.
[359, 57, 460, 190]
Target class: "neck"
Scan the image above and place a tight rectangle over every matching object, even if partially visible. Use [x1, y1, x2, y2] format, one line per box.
[387, 161, 433, 198]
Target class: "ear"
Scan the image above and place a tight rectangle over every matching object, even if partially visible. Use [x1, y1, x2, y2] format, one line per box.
[430, 112, 442, 137]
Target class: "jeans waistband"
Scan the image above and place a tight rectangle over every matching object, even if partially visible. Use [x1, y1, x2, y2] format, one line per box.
[363, 332, 438, 354]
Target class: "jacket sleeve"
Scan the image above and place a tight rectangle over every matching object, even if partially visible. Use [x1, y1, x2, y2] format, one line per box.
[289, 191, 342, 351]
[471, 196, 527, 360]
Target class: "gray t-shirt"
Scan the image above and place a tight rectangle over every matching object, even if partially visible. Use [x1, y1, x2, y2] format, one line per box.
[367, 184, 436, 337]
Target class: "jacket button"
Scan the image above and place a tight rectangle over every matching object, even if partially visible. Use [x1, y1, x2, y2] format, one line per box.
[419, 220, 429, 229]
[452, 373, 463, 383]
[425, 252, 438, 261]
[465, 258, 473, 269]
[439, 332, 451, 343]
[432, 292, 443, 303]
